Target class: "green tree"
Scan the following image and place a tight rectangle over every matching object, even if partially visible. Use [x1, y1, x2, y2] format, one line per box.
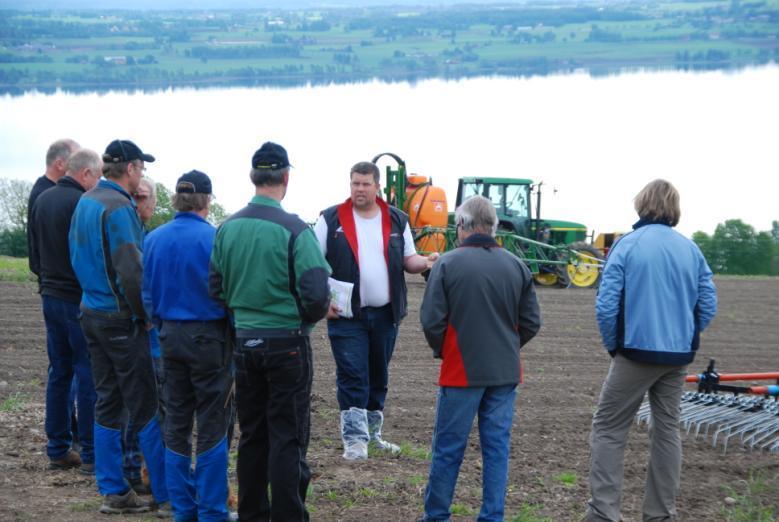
[694, 219, 775, 275]
[0, 178, 32, 231]
[146, 182, 175, 231]
[208, 201, 229, 226]
[0, 178, 32, 257]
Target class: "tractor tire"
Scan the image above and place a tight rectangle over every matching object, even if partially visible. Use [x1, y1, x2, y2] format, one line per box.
[565, 242, 603, 289]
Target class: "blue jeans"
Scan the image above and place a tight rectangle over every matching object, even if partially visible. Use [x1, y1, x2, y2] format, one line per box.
[327, 304, 398, 411]
[424, 384, 517, 522]
[42, 295, 96, 463]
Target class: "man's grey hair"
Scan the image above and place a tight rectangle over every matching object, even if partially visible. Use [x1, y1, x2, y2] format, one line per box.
[250, 166, 288, 187]
[46, 139, 79, 168]
[138, 177, 156, 201]
[456, 195, 498, 236]
[66, 148, 101, 177]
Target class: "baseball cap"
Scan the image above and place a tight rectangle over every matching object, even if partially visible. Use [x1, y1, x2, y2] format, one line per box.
[104, 139, 156, 163]
[176, 170, 212, 194]
[252, 142, 291, 170]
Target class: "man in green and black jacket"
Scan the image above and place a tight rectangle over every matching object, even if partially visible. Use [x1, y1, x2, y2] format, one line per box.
[209, 142, 330, 522]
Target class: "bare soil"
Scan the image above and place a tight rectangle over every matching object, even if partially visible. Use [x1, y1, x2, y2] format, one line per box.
[0, 277, 777, 521]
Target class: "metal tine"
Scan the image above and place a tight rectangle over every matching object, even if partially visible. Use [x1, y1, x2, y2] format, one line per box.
[717, 410, 776, 453]
[745, 420, 779, 450]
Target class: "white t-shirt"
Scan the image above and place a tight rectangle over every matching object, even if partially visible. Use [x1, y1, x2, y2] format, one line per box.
[314, 210, 417, 307]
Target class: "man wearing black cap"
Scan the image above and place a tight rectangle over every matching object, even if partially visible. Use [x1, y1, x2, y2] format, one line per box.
[143, 170, 234, 522]
[69, 139, 169, 515]
[210, 142, 330, 522]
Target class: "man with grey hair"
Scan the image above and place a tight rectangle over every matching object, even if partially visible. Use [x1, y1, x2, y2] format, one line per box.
[28, 139, 80, 274]
[419, 195, 542, 522]
[29, 148, 102, 472]
[133, 177, 157, 225]
[210, 142, 330, 521]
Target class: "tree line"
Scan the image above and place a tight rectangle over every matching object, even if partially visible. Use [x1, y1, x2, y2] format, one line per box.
[3, 176, 777, 277]
[0, 178, 228, 258]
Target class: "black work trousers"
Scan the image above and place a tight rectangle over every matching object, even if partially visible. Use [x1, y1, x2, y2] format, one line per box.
[159, 320, 232, 456]
[80, 310, 158, 430]
[234, 334, 313, 522]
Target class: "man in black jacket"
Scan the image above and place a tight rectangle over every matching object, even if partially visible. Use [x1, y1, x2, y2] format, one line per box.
[29, 148, 102, 471]
[27, 138, 79, 273]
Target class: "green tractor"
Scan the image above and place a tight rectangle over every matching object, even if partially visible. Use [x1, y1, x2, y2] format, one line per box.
[373, 152, 604, 288]
[455, 177, 604, 288]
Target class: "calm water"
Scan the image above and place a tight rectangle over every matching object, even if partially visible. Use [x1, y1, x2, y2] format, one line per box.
[2, 66, 777, 237]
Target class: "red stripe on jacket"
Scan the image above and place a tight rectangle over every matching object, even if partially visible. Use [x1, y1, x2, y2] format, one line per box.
[438, 322, 468, 387]
[336, 196, 393, 267]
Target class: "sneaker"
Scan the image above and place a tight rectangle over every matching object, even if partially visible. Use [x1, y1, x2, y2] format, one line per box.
[99, 488, 151, 514]
[343, 440, 368, 461]
[153, 501, 172, 519]
[80, 462, 95, 475]
[129, 477, 152, 496]
[49, 449, 81, 470]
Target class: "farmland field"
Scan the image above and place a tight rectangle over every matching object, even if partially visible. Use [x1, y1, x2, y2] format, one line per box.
[0, 276, 777, 521]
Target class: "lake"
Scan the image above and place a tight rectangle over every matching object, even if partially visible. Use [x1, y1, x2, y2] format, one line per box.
[1, 65, 777, 237]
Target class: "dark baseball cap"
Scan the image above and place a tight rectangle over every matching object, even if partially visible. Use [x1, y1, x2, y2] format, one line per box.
[252, 142, 291, 170]
[176, 170, 212, 194]
[104, 139, 156, 163]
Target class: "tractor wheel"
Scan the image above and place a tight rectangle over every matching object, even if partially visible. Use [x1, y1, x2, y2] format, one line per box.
[566, 242, 603, 289]
[533, 272, 559, 287]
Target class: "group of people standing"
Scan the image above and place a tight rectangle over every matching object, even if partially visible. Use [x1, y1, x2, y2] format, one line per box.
[26, 135, 717, 522]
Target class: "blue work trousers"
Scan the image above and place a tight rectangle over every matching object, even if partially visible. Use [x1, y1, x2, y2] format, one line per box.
[327, 304, 398, 411]
[423, 384, 517, 522]
[42, 295, 96, 463]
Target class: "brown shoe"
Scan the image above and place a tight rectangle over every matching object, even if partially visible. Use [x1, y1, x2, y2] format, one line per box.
[49, 449, 81, 470]
[99, 488, 151, 514]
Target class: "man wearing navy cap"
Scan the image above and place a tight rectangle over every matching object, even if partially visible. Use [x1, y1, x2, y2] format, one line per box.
[143, 170, 234, 522]
[210, 142, 330, 521]
[69, 139, 169, 515]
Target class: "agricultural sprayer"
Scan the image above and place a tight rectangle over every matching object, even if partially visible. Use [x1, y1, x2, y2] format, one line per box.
[636, 359, 779, 454]
[372, 152, 606, 288]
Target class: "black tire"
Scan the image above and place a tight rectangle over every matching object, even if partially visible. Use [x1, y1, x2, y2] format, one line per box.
[565, 241, 603, 288]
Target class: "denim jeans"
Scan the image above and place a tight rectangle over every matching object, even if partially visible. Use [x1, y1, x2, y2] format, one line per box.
[41, 295, 96, 463]
[327, 304, 398, 411]
[234, 334, 313, 522]
[424, 384, 517, 522]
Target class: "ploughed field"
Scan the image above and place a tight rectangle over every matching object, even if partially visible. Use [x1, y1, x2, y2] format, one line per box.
[0, 277, 777, 521]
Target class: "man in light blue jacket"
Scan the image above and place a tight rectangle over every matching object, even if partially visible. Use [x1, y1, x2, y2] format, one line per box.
[585, 179, 717, 522]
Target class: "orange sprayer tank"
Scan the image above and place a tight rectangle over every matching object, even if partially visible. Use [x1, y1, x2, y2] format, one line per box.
[403, 174, 448, 254]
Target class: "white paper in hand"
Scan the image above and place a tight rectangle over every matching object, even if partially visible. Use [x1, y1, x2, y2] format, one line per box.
[328, 278, 354, 318]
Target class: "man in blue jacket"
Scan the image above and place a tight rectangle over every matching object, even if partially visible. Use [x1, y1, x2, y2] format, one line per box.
[69, 139, 168, 516]
[585, 179, 717, 522]
[144, 170, 233, 522]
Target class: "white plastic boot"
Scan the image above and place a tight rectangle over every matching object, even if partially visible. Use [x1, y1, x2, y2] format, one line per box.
[340, 407, 369, 460]
[367, 410, 400, 454]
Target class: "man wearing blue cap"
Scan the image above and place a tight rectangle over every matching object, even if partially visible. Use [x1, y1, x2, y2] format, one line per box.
[210, 142, 330, 522]
[144, 170, 234, 522]
[69, 139, 168, 515]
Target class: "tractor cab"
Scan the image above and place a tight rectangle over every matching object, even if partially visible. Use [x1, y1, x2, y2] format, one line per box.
[455, 177, 533, 237]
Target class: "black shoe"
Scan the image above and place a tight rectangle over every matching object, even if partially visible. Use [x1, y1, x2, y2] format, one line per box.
[99, 488, 151, 514]
[80, 462, 95, 475]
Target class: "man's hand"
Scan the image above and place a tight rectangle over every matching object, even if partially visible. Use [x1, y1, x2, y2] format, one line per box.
[326, 302, 342, 320]
[426, 252, 440, 270]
